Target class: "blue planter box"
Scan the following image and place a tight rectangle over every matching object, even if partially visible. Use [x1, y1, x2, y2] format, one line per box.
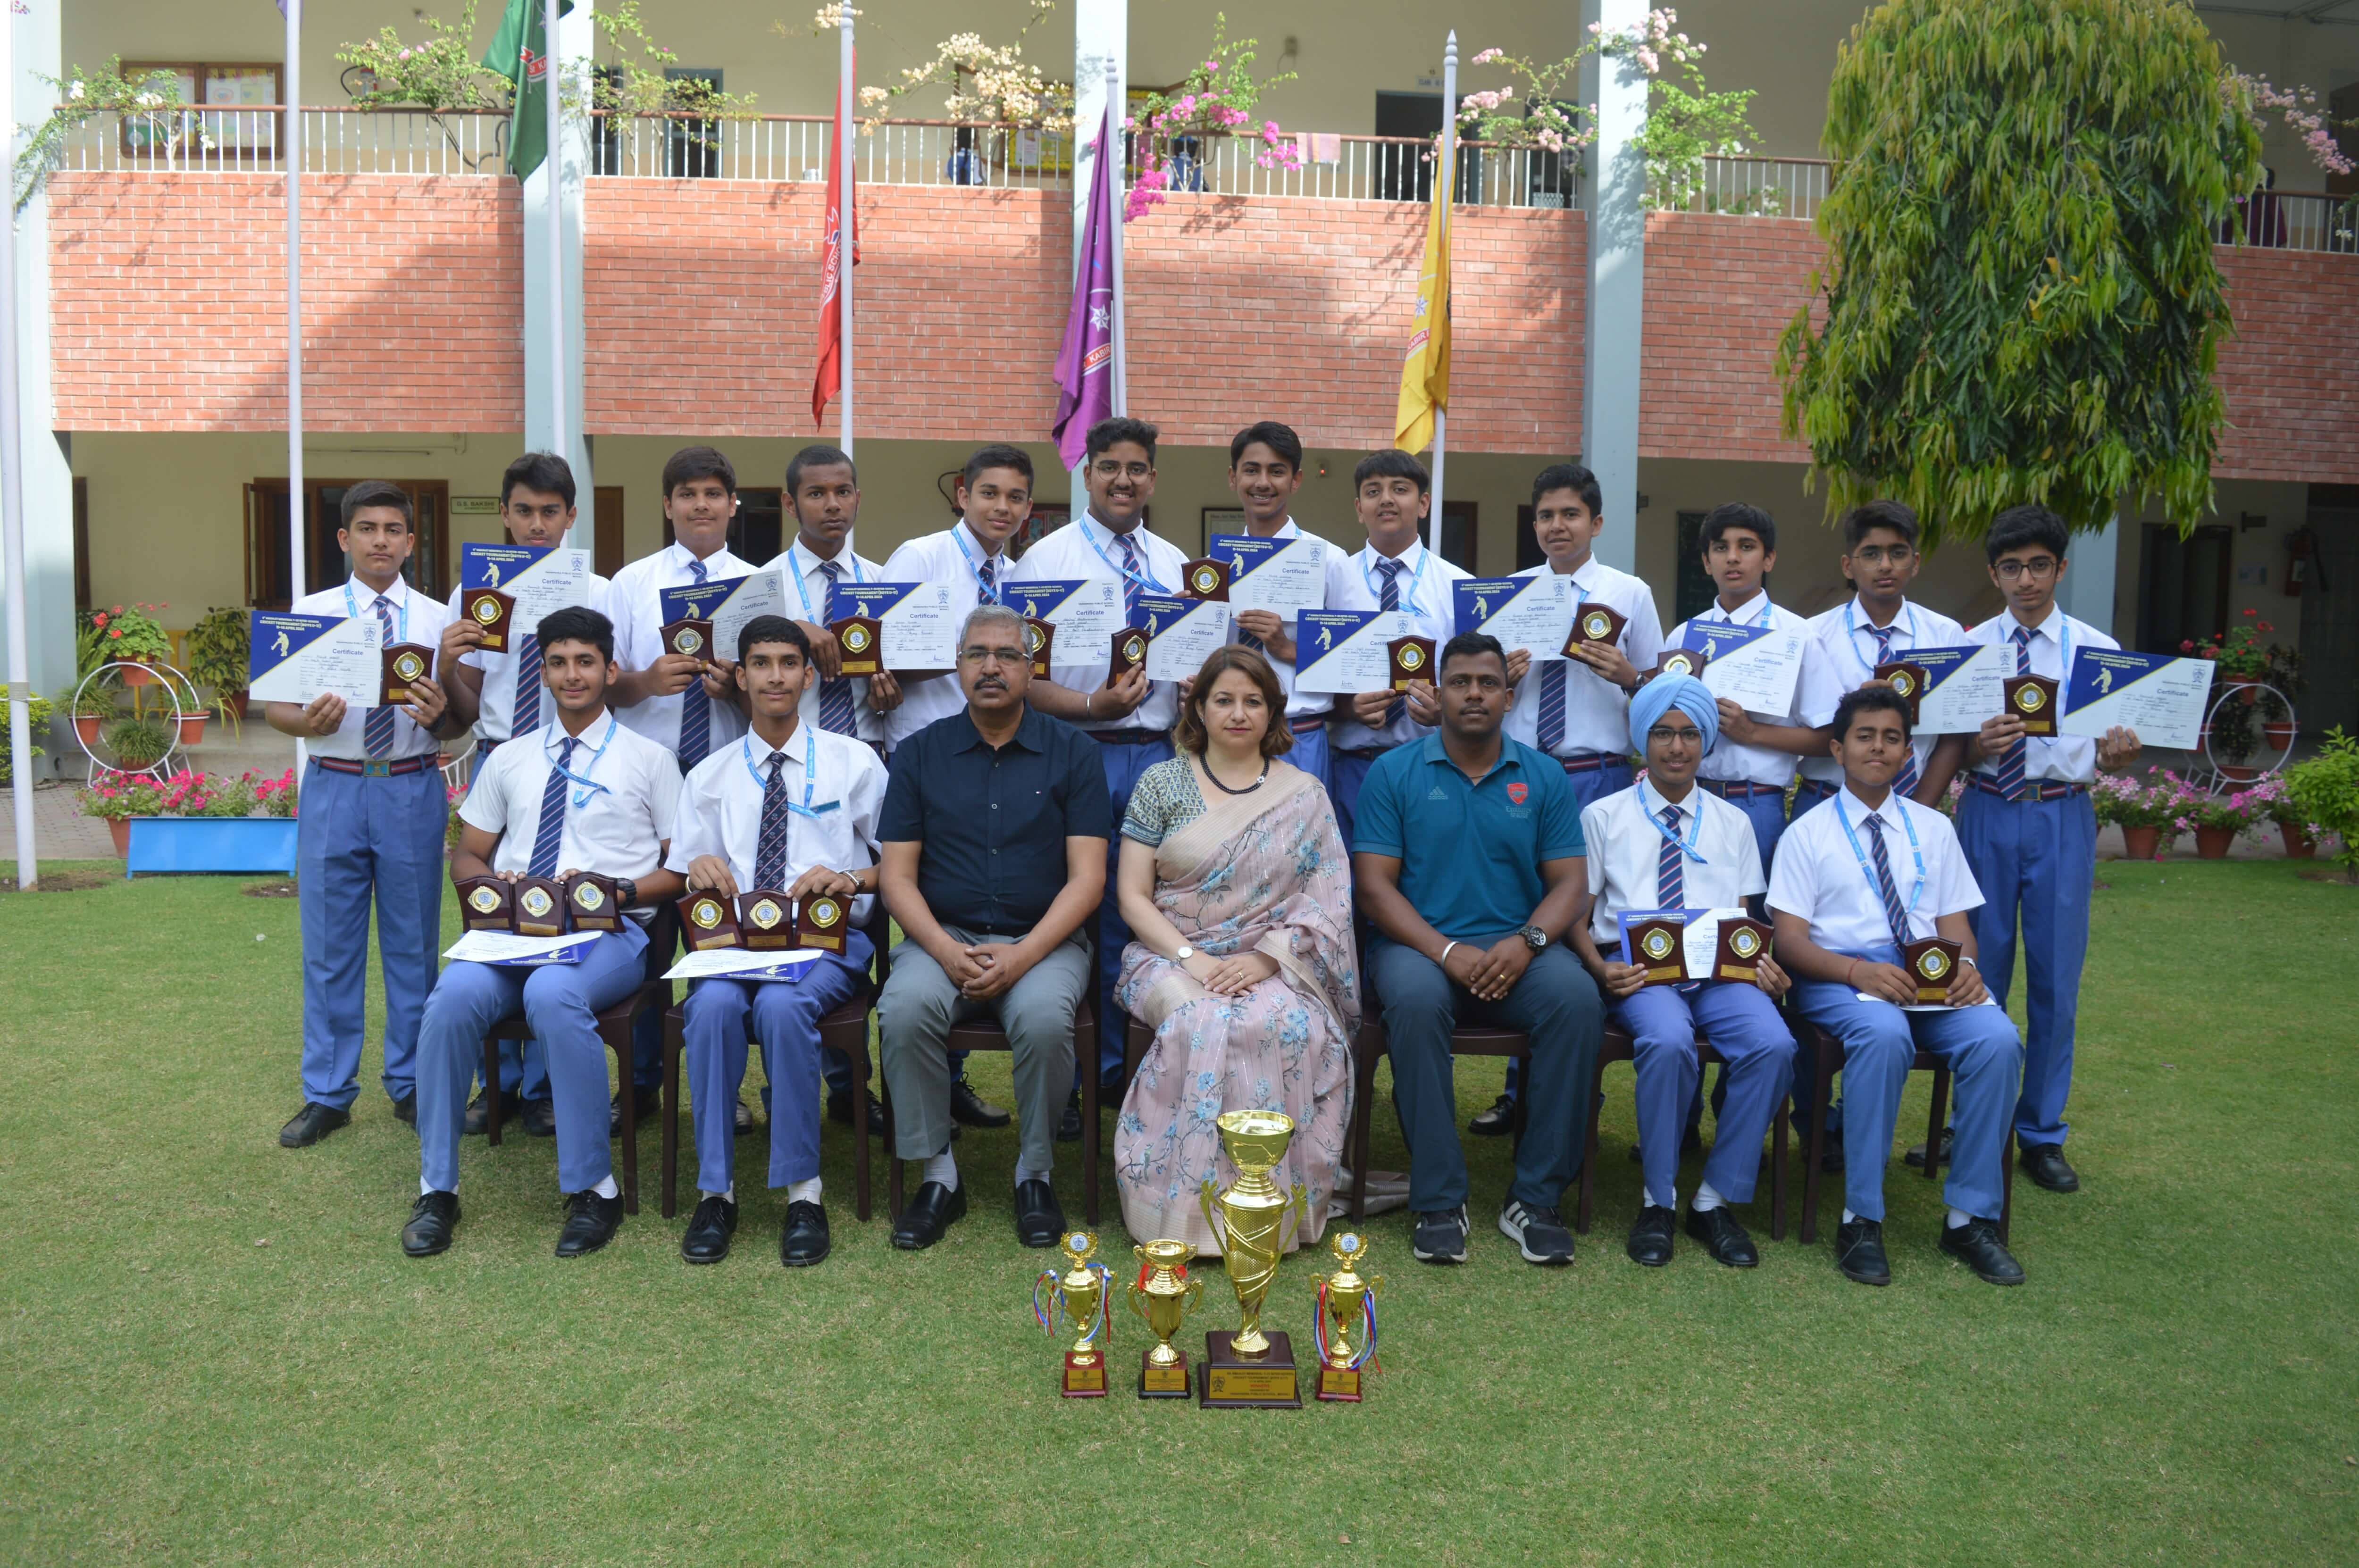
[125, 817, 299, 878]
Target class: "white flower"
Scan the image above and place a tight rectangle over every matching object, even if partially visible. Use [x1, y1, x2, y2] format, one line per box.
[68, 80, 85, 101]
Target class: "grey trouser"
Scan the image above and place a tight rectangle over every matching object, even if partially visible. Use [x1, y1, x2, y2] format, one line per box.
[878, 926, 1092, 1174]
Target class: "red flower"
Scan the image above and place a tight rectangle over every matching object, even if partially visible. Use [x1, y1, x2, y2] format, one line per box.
[2242, 607, 2256, 617]
[108, 628, 122, 639]
[2203, 649, 2217, 659]
[2258, 621, 2275, 633]
[91, 612, 108, 626]
[2179, 640, 2194, 653]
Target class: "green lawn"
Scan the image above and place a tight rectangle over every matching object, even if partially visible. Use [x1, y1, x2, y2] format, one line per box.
[1, 858, 2353, 1565]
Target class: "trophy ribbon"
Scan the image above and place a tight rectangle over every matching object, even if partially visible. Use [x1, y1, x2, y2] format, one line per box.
[1313, 1277, 1381, 1373]
[1033, 1263, 1116, 1349]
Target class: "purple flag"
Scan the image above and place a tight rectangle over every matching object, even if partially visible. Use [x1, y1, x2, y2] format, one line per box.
[1051, 94, 1120, 469]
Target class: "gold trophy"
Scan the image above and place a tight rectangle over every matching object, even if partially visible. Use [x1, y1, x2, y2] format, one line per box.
[1198, 1109, 1310, 1408]
[1313, 1231, 1384, 1402]
[1033, 1230, 1111, 1398]
[1127, 1238, 1205, 1399]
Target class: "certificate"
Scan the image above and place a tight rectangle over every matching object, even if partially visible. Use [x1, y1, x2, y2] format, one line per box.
[1002, 578, 1124, 645]
[1138, 594, 1234, 682]
[248, 611, 381, 708]
[1454, 575, 1573, 661]
[829, 581, 962, 670]
[1684, 622, 1806, 718]
[1910, 644, 2008, 735]
[2062, 648, 2210, 751]
[663, 948, 826, 982]
[1210, 532, 1331, 617]
[1294, 609, 1422, 695]
[442, 930, 600, 967]
[1615, 908, 1708, 973]
[660, 570, 787, 665]
[460, 542, 592, 636]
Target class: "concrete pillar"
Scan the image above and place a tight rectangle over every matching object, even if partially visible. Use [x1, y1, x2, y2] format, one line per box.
[2058, 513, 2123, 639]
[524, 1, 594, 546]
[1580, 0, 1648, 574]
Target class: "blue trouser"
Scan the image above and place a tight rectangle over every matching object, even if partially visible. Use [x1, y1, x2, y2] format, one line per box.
[488, 1038, 550, 1100]
[1707, 783, 1791, 874]
[1957, 786, 2093, 1149]
[1614, 981, 1795, 1208]
[684, 934, 870, 1194]
[1500, 757, 1631, 1105]
[1090, 734, 1175, 1087]
[1284, 720, 1332, 797]
[417, 923, 651, 1193]
[295, 762, 446, 1110]
[1330, 746, 1380, 856]
[1794, 968, 2023, 1222]
[1789, 777, 1839, 821]
[1370, 941, 1604, 1212]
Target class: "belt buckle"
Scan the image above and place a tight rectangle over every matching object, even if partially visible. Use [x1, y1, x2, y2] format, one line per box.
[364, 760, 392, 777]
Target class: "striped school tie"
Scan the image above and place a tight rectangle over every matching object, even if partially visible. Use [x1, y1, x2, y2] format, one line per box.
[1537, 662, 1567, 754]
[363, 596, 397, 758]
[751, 753, 791, 889]
[1864, 812, 1911, 950]
[678, 558, 711, 769]
[1656, 804, 1685, 908]
[817, 560, 857, 736]
[977, 554, 998, 606]
[528, 736, 577, 879]
[512, 632, 542, 736]
[1998, 625, 2032, 801]
[1865, 624, 1920, 797]
[1116, 533, 1143, 626]
[1377, 558, 1405, 728]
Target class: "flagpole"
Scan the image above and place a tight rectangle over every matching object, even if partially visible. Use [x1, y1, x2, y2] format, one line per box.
[1428, 30, 1456, 553]
[838, 11, 856, 460]
[2, 0, 37, 884]
[544, 0, 566, 463]
[287, 0, 306, 603]
[1104, 60, 1125, 419]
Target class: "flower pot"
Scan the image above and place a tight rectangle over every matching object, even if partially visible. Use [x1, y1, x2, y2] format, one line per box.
[2121, 825, 2161, 860]
[2218, 763, 2261, 782]
[2236, 685, 2259, 707]
[74, 714, 104, 747]
[2194, 824, 2235, 859]
[176, 712, 209, 746]
[2281, 821, 2317, 860]
[225, 692, 249, 719]
[119, 662, 157, 688]
[2263, 721, 2295, 751]
[106, 818, 130, 858]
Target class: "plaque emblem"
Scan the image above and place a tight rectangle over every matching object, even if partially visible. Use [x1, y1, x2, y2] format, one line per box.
[467, 886, 500, 914]
[748, 898, 784, 929]
[1025, 623, 1046, 657]
[841, 623, 872, 655]
[520, 887, 554, 918]
[574, 882, 604, 910]
[2014, 684, 2045, 712]
[1730, 926, 1761, 959]
[1658, 649, 1702, 677]
[1581, 609, 1614, 641]
[809, 896, 841, 927]
[672, 627, 703, 654]
[1642, 929, 1675, 962]
[1190, 563, 1222, 596]
[1119, 631, 1146, 663]
[690, 897, 723, 929]
[1888, 668, 1917, 698]
[1917, 946, 1950, 980]
[473, 597, 501, 625]
[1395, 642, 1426, 675]
[394, 650, 426, 681]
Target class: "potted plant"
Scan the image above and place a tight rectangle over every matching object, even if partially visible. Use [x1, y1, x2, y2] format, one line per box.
[79, 770, 162, 858]
[64, 680, 119, 747]
[186, 605, 251, 728]
[2178, 787, 2263, 860]
[2284, 727, 2359, 884]
[2260, 642, 2303, 751]
[101, 714, 172, 771]
[117, 767, 302, 876]
[88, 602, 174, 684]
[2094, 768, 2175, 860]
[0, 693, 52, 787]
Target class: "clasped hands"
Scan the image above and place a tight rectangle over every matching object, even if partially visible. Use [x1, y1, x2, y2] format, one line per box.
[1181, 947, 1280, 996]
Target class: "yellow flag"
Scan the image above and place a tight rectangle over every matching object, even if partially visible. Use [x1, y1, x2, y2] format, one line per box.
[1394, 172, 1451, 453]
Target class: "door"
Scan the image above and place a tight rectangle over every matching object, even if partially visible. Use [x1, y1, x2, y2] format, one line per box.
[73, 477, 91, 612]
[1435, 500, 1476, 574]
[1373, 92, 1439, 203]
[244, 478, 450, 607]
[594, 485, 626, 579]
[2133, 522, 2231, 657]
[2296, 496, 2359, 735]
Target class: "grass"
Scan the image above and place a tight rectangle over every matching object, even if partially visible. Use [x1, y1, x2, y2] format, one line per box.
[2, 858, 2354, 1565]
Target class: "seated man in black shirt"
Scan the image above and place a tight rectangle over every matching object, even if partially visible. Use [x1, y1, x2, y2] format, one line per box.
[878, 604, 1111, 1250]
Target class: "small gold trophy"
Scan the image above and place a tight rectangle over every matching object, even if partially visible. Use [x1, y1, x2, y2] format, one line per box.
[1033, 1230, 1111, 1399]
[1127, 1238, 1205, 1399]
[1198, 1109, 1309, 1408]
[1313, 1230, 1384, 1402]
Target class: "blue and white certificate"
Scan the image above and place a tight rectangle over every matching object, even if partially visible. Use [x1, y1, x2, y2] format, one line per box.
[1454, 575, 1573, 662]
[247, 611, 381, 708]
[1294, 609, 1422, 695]
[1683, 621, 1806, 717]
[1909, 643, 2008, 735]
[1002, 579, 1124, 645]
[664, 948, 826, 983]
[660, 570, 786, 665]
[829, 581, 961, 669]
[443, 931, 598, 967]
[460, 542, 592, 635]
[1137, 594, 1234, 682]
[2061, 648, 2209, 750]
[1210, 532, 1331, 617]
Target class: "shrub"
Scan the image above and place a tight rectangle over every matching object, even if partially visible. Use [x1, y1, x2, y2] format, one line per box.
[2284, 728, 2359, 882]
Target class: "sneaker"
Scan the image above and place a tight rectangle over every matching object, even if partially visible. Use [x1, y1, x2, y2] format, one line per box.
[950, 1076, 1012, 1128]
[1467, 1093, 1515, 1137]
[1411, 1203, 1471, 1264]
[1498, 1199, 1576, 1266]
[1939, 1217, 2025, 1285]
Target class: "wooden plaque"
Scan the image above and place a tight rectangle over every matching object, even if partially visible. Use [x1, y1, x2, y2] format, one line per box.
[462, 587, 515, 653]
[1062, 1351, 1109, 1398]
[736, 890, 799, 952]
[1714, 917, 1773, 983]
[1386, 635, 1436, 691]
[1315, 1364, 1364, 1403]
[1902, 936, 1963, 1005]
[831, 616, 882, 677]
[1024, 616, 1055, 678]
[380, 642, 436, 707]
[797, 891, 849, 953]
[1628, 916, 1688, 986]
[456, 876, 513, 934]
[1564, 602, 1628, 657]
[512, 876, 568, 938]
[1198, 1330, 1302, 1410]
[1873, 660, 1929, 725]
[660, 617, 714, 667]
[1139, 1349, 1191, 1400]
[678, 891, 741, 951]
[1653, 646, 1709, 681]
[565, 872, 622, 934]
[1180, 557, 1231, 602]
[1110, 626, 1149, 680]
[2005, 673, 2059, 737]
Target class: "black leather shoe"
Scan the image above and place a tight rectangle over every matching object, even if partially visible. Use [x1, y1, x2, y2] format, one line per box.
[827, 1087, 887, 1129]
[1905, 1127, 1955, 1169]
[680, 1195, 737, 1265]
[735, 1098, 756, 1136]
[392, 1093, 417, 1129]
[1625, 1204, 1676, 1267]
[1940, 1217, 2025, 1284]
[555, 1190, 625, 1258]
[952, 1075, 1013, 1128]
[1013, 1178, 1066, 1248]
[1055, 1088, 1083, 1143]
[609, 1084, 662, 1137]
[463, 1091, 493, 1136]
[780, 1200, 831, 1266]
[2020, 1142, 2080, 1193]
[891, 1181, 968, 1250]
[1835, 1216, 1891, 1286]
[1468, 1093, 1515, 1137]
[278, 1102, 351, 1148]
[402, 1191, 460, 1257]
[1685, 1205, 1759, 1268]
[519, 1097, 557, 1138]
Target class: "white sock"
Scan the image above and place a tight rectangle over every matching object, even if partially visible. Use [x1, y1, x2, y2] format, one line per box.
[1841, 1207, 1857, 1224]
[786, 1177, 822, 1206]
[1692, 1181, 1725, 1214]
[701, 1185, 736, 1205]
[1946, 1207, 1973, 1229]
[592, 1174, 619, 1200]
[420, 1179, 454, 1197]
[922, 1150, 959, 1190]
[1648, 1185, 1678, 1210]
[1012, 1162, 1052, 1188]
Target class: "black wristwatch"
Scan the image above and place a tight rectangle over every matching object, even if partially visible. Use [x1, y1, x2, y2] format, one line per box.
[615, 876, 639, 909]
[1522, 924, 1549, 952]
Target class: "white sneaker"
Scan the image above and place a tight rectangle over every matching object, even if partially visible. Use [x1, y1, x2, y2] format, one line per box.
[1497, 1198, 1576, 1266]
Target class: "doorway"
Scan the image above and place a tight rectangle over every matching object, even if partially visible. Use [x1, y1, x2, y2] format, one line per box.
[2133, 522, 2231, 657]
[243, 478, 450, 608]
[1372, 92, 1483, 205]
[2295, 492, 2359, 735]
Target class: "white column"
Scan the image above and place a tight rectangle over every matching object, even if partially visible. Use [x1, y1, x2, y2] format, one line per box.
[525, 1, 594, 544]
[2058, 514, 2123, 638]
[1580, 0, 1647, 574]
[1071, 0, 1126, 499]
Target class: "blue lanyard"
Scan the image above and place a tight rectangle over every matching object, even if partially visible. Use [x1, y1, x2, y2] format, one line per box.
[1843, 600, 1917, 675]
[1361, 546, 1431, 617]
[546, 714, 618, 808]
[949, 527, 1005, 604]
[1641, 783, 1709, 867]
[1833, 793, 1926, 929]
[786, 542, 865, 621]
[740, 733, 839, 820]
[1080, 516, 1169, 595]
[344, 582, 409, 642]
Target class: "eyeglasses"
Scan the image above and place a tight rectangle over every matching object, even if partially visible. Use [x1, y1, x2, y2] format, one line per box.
[1089, 459, 1152, 480]
[1994, 557, 2059, 581]
[1850, 545, 1915, 567]
[1646, 726, 1704, 744]
[958, 645, 1027, 666]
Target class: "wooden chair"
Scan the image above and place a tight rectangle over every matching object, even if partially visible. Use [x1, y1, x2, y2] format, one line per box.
[1581, 1028, 1790, 1240]
[1344, 1017, 1533, 1223]
[884, 997, 1100, 1224]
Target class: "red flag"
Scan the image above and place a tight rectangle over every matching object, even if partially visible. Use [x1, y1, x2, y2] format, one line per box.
[812, 81, 859, 424]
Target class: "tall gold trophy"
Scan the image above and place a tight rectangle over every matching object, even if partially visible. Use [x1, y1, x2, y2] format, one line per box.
[1032, 1231, 1111, 1398]
[1198, 1109, 1310, 1408]
[1313, 1231, 1384, 1402]
[1127, 1238, 1205, 1399]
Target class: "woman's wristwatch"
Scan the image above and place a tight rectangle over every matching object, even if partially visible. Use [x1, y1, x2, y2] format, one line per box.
[1174, 945, 1195, 962]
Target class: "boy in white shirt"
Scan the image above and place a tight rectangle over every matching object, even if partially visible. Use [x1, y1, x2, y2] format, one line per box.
[607, 446, 757, 771]
[1223, 420, 1334, 790]
[762, 443, 900, 751]
[882, 444, 1037, 751]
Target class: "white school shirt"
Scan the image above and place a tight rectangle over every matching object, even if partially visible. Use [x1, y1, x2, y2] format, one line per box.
[1322, 539, 1471, 753]
[459, 710, 682, 888]
[1008, 510, 1191, 734]
[289, 574, 453, 762]
[665, 720, 888, 927]
[1667, 589, 1810, 787]
[1581, 779, 1769, 943]
[445, 573, 613, 745]
[1501, 557, 1665, 759]
[608, 541, 758, 759]
[1796, 598, 1969, 785]
[1965, 604, 2115, 784]
[763, 538, 888, 748]
[880, 520, 1010, 748]
[1766, 785, 1984, 957]
[1228, 517, 1330, 722]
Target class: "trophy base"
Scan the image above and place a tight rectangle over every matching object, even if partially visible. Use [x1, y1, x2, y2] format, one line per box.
[1198, 1330, 1302, 1409]
[1315, 1364, 1363, 1403]
[1138, 1349, 1191, 1399]
[1061, 1352, 1108, 1399]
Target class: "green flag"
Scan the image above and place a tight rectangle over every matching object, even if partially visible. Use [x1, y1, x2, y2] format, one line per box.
[481, 0, 573, 179]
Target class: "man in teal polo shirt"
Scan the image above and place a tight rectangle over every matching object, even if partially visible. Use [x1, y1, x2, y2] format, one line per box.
[1353, 632, 1603, 1266]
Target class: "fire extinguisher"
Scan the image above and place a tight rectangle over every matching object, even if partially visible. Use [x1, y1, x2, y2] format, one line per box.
[2284, 527, 2324, 597]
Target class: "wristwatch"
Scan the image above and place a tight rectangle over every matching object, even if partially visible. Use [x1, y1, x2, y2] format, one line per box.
[1174, 945, 1195, 962]
[615, 876, 639, 909]
[1522, 925, 1549, 952]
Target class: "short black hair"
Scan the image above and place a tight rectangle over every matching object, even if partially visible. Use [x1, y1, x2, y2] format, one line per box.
[1985, 503, 2069, 565]
[1353, 449, 1430, 495]
[1699, 501, 1775, 556]
[1439, 631, 1507, 675]
[1833, 684, 1913, 741]
[537, 605, 614, 664]
[1840, 499, 1919, 550]
[340, 480, 413, 530]
[736, 613, 811, 667]
[1085, 417, 1159, 463]
[501, 451, 576, 510]
[786, 444, 856, 496]
[1229, 421, 1304, 472]
[961, 443, 1036, 492]
[1531, 462, 1601, 518]
[662, 445, 737, 498]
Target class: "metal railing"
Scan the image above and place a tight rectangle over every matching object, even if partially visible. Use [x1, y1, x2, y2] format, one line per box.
[57, 105, 507, 175]
[1650, 155, 1829, 221]
[1175, 133, 1582, 209]
[2221, 189, 2359, 254]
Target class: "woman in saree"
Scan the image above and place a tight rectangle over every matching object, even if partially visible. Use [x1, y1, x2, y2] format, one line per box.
[1113, 645, 1359, 1254]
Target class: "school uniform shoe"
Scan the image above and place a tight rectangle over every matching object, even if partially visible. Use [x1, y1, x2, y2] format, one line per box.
[1624, 1204, 1677, 1267]
[1904, 1127, 1954, 1168]
[1939, 1218, 2025, 1285]
[780, 1201, 831, 1267]
[519, 1098, 557, 1138]
[1013, 1179, 1066, 1248]
[1499, 1200, 1576, 1265]
[891, 1182, 968, 1250]
[609, 1085, 662, 1137]
[1685, 1206, 1759, 1268]
[402, 1192, 460, 1257]
[735, 1098, 756, 1136]
[555, 1191, 625, 1258]
[680, 1195, 737, 1265]
[463, 1091, 494, 1136]
[951, 1076, 1012, 1128]
[1467, 1093, 1516, 1137]
[392, 1093, 418, 1129]
[1834, 1217, 1891, 1287]
[278, 1102, 351, 1148]
[1411, 1204, 1471, 1264]
[1055, 1087, 1083, 1143]
[2020, 1143, 2080, 1193]
[827, 1087, 886, 1129]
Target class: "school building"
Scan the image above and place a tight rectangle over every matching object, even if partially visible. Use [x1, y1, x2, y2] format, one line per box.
[9, 0, 2358, 773]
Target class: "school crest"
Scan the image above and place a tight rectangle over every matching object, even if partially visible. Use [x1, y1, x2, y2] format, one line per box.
[1506, 782, 1529, 805]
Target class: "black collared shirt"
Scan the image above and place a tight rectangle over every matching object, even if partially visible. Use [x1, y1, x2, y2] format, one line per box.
[880, 705, 1112, 935]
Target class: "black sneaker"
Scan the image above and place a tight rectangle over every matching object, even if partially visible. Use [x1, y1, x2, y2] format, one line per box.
[1685, 1205, 1759, 1268]
[1499, 1199, 1576, 1266]
[1939, 1217, 2025, 1285]
[1835, 1216, 1891, 1286]
[1467, 1093, 1515, 1137]
[1055, 1087, 1083, 1143]
[402, 1191, 460, 1257]
[1411, 1203, 1471, 1264]
[950, 1076, 1012, 1128]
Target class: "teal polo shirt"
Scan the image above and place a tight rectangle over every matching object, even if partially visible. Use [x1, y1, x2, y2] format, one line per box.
[1351, 733, 1586, 948]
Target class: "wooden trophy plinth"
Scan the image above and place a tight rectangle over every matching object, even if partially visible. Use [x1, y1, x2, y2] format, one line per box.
[1110, 627, 1149, 681]
[565, 873, 622, 933]
[1139, 1350, 1192, 1400]
[831, 616, 882, 677]
[512, 876, 568, 937]
[1874, 660, 1929, 726]
[1386, 635, 1436, 691]
[797, 892, 849, 953]
[1180, 557, 1231, 601]
[457, 876, 513, 933]
[736, 891, 798, 951]
[1565, 602, 1628, 657]
[1902, 937, 1963, 1004]
[1714, 917, 1773, 983]
[1024, 617, 1055, 678]
[2005, 673, 2059, 737]
[1198, 1330, 1303, 1410]
[1629, 917, 1688, 986]
[462, 587, 515, 653]
[381, 642, 436, 706]
[1315, 1363, 1364, 1403]
[678, 892, 741, 951]
[1061, 1351, 1109, 1398]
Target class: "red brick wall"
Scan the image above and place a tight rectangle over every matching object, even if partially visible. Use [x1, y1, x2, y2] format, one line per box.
[2212, 246, 2359, 483]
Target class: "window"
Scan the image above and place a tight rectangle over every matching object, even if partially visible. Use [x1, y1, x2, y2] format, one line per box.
[1436, 500, 1477, 573]
[244, 479, 450, 609]
[660, 487, 780, 563]
[1673, 510, 1718, 626]
[118, 62, 283, 159]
